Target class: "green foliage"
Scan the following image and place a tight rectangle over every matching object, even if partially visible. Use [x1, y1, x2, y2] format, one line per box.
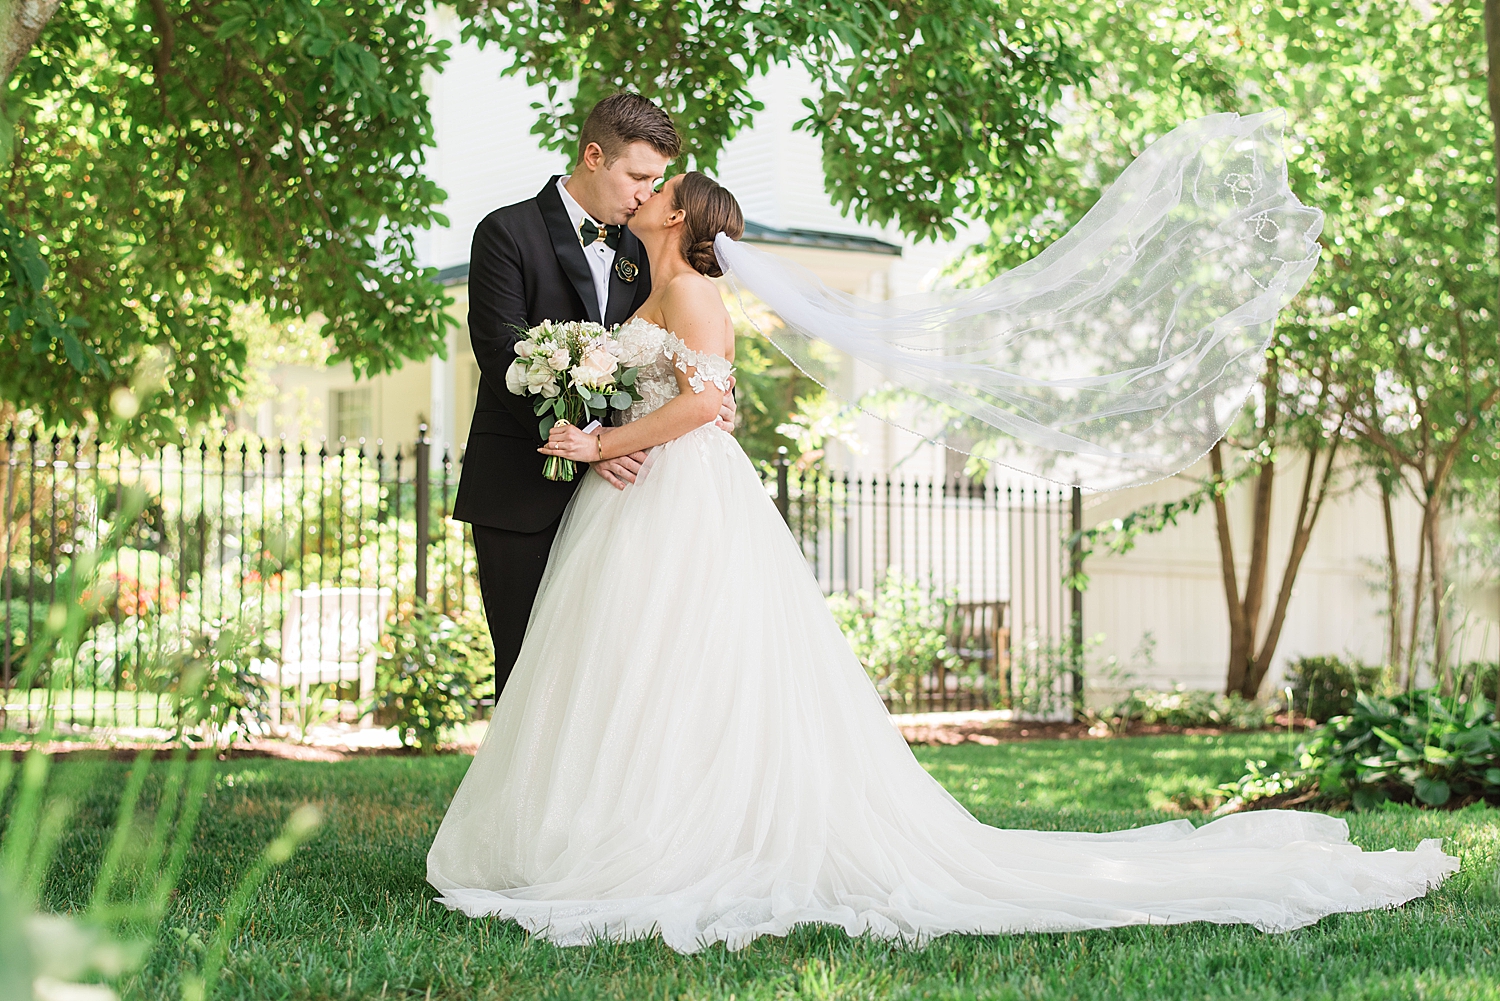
[1063, 476, 1232, 590]
[827, 568, 961, 710]
[0, 477, 313, 1001]
[1285, 655, 1392, 724]
[454, 0, 1087, 241]
[3, 0, 456, 432]
[726, 292, 853, 471]
[166, 620, 275, 751]
[1130, 687, 1271, 730]
[1007, 635, 1083, 719]
[1226, 690, 1500, 811]
[374, 601, 492, 752]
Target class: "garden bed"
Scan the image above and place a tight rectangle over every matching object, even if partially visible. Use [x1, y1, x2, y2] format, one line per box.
[3, 712, 1324, 761]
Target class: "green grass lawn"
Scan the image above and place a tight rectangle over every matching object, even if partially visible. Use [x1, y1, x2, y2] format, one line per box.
[33, 732, 1500, 1000]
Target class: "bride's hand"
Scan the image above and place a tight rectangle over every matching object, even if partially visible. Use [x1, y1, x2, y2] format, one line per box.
[540, 423, 603, 462]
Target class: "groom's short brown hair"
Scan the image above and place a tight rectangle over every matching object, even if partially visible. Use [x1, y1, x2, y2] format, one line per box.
[578, 93, 681, 165]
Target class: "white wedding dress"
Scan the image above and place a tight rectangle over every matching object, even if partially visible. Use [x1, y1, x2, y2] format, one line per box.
[428, 318, 1457, 954]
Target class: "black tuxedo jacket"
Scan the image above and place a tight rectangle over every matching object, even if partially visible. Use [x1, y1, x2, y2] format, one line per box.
[453, 177, 653, 532]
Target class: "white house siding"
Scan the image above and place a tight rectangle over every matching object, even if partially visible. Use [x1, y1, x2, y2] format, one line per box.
[1081, 458, 1500, 697]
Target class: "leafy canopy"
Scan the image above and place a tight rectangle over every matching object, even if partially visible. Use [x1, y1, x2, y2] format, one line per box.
[3, 0, 455, 434]
[452, 0, 1088, 241]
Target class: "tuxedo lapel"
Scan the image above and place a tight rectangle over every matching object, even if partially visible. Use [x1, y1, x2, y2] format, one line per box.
[604, 226, 648, 328]
[536, 176, 602, 325]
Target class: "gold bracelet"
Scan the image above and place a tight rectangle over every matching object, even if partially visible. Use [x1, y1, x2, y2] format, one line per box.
[595, 433, 604, 461]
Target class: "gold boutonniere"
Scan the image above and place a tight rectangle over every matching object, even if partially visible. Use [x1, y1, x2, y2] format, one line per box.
[614, 257, 640, 283]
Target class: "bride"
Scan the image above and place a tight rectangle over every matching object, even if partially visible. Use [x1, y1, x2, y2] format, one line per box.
[426, 162, 1457, 955]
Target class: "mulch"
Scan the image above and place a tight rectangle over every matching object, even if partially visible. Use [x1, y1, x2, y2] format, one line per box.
[0, 738, 479, 763]
[898, 716, 1315, 747]
[7, 715, 1316, 761]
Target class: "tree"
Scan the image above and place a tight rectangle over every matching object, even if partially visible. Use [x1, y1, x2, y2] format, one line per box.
[1294, 1, 1498, 687]
[976, 0, 1499, 696]
[3, 0, 1091, 435]
[451, 0, 1088, 241]
[1, 0, 456, 436]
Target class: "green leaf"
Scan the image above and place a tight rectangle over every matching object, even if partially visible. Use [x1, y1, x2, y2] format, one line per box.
[589, 393, 607, 410]
[619, 367, 638, 386]
[215, 14, 253, 41]
[538, 415, 556, 439]
[610, 392, 633, 410]
[1413, 776, 1451, 807]
[533, 396, 552, 416]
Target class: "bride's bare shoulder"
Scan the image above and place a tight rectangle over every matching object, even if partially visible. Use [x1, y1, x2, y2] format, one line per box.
[660, 271, 724, 312]
[659, 272, 730, 349]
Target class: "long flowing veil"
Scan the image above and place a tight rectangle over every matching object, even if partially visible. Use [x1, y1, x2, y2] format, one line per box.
[714, 110, 1324, 491]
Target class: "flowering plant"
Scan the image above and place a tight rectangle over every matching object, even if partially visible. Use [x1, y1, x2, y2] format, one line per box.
[505, 320, 642, 480]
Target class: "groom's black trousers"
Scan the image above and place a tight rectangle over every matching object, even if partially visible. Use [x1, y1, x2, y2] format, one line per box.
[471, 516, 563, 697]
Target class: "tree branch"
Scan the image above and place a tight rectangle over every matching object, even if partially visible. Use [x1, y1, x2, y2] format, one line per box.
[0, 0, 61, 83]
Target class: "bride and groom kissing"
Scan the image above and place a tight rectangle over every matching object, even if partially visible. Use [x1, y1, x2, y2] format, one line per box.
[430, 92, 1456, 954]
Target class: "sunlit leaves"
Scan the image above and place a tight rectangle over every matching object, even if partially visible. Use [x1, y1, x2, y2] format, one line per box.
[451, 0, 1087, 242]
[2, 0, 455, 436]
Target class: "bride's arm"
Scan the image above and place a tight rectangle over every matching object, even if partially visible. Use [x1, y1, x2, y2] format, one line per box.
[541, 278, 732, 462]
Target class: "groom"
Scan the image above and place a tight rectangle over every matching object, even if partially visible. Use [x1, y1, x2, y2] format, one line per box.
[452, 93, 733, 696]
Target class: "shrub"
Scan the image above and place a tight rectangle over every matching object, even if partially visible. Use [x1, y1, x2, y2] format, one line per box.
[1222, 689, 1500, 811]
[374, 602, 493, 752]
[1088, 685, 1273, 733]
[827, 569, 962, 710]
[168, 618, 275, 749]
[1284, 655, 1389, 722]
[1131, 687, 1272, 729]
[1456, 661, 1499, 703]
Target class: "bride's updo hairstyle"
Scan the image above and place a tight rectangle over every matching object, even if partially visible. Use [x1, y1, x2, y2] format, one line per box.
[672, 172, 744, 278]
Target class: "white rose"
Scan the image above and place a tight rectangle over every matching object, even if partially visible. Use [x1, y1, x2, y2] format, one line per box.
[514, 341, 536, 360]
[547, 347, 572, 372]
[570, 350, 619, 390]
[505, 359, 528, 396]
[584, 347, 618, 379]
[527, 366, 560, 398]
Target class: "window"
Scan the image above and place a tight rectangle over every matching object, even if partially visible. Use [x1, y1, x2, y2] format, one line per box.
[332, 387, 372, 441]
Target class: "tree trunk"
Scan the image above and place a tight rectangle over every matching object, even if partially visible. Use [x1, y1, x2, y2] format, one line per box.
[1210, 443, 1252, 696]
[1245, 433, 1342, 697]
[1404, 504, 1428, 691]
[1426, 497, 1452, 692]
[1380, 475, 1402, 668]
[0, 0, 60, 83]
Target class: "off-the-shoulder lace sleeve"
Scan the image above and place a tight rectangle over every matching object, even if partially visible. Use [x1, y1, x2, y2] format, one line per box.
[663, 334, 734, 394]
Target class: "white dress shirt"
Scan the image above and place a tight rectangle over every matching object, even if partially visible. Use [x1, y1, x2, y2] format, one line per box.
[557, 176, 615, 321]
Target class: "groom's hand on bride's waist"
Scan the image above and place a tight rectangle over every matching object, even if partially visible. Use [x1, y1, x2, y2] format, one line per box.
[715, 377, 737, 434]
[593, 451, 649, 490]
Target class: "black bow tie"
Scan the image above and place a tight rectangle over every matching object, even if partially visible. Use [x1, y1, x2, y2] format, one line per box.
[579, 218, 622, 250]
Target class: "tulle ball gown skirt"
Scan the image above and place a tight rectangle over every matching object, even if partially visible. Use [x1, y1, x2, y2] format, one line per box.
[427, 426, 1458, 954]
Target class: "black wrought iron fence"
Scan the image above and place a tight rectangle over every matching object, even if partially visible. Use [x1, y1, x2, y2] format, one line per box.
[1, 423, 472, 732]
[3, 422, 1082, 732]
[765, 453, 1082, 717]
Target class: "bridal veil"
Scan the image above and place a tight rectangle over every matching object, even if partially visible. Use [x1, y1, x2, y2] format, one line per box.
[714, 110, 1323, 491]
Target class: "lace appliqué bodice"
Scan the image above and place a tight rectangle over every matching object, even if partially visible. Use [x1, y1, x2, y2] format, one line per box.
[614, 318, 734, 424]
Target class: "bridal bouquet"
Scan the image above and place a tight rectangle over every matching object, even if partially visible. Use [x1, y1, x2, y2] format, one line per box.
[505, 320, 642, 481]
